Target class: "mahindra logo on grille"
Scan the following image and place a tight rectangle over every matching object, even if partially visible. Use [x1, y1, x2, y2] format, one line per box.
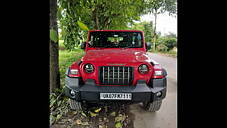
[107, 64, 126, 66]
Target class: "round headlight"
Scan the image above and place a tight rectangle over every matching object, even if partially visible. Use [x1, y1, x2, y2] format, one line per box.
[84, 63, 94, 73]
[138, 64, 149, 74]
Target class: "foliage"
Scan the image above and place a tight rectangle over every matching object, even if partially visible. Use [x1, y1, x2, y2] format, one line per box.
[143, 0, 177, 51]
[50, 28, 58, 43]
[157, 43, 168, 52]
[164, 37, 177, 50]
[164, 32, 177, 38]
[131, 21, 153, 42]
[59, 49, 84, 87]
[156, 36, 177, 51]
[144, 0, 177, 16]
[50, 88, 70, 126]
[58, 40, 65, 50]
[58, 0, 147, 51]
[50, 47, 85, 126]
[77, 21, 89, 31]
[57, 0, 87, 50]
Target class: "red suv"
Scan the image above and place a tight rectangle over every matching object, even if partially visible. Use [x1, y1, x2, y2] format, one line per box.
[64, 30, 167, 112]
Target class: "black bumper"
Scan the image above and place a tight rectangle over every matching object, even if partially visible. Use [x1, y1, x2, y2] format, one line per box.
[64, 77, 167, 103]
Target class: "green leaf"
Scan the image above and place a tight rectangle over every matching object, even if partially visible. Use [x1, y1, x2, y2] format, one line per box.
[115, 122, 123, 128]
[50, 28, 58, 43]
[77, 21, 89, 31]
[90, 111, 97, 117]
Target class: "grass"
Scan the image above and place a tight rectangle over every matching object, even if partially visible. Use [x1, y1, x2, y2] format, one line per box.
[58, 44, 84, 87]
[149, 49, 177, 58]
[59, 40, 65, 50]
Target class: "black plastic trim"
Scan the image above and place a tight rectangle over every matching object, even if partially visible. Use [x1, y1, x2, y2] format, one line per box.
[65, 79, 166, 102]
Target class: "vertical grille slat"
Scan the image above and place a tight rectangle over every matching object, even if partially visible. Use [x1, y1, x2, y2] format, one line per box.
[103, 67, 105, 83]
[113, 67, 114, 83]
[128, 67, 130, 83]
[108, 67, 110, 84]
[118, 67, 119, 83]
[123, 67, 125, 84]
[99, 66, 133, 85]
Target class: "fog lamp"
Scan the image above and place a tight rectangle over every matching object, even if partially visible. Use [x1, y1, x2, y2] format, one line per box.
[70, 90, 76, 96]
[156, 91, 162, 97]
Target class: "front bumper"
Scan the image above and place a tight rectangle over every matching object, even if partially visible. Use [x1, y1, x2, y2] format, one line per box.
[64, 77, 167, 103]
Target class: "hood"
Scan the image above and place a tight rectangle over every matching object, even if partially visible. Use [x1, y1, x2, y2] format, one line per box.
[82, 49, 152, 63]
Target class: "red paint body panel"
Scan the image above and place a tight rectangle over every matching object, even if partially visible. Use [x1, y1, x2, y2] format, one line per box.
[69, 30, 164, 85]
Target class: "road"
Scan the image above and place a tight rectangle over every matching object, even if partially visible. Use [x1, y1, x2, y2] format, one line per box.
[129, 53, 177, 128]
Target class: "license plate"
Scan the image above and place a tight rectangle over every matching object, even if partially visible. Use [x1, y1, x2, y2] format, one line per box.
[100, 93, 132, 100]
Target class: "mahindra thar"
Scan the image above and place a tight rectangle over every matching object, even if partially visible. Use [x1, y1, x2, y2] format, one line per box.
[64, 30, 167, 112]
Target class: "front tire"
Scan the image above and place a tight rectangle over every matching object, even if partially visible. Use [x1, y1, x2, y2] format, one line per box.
[143, 100, 162, 112]
[69, 99, 82, 110]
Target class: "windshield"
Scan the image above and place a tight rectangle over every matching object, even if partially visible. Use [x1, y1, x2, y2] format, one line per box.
[88, 31, 143, 48]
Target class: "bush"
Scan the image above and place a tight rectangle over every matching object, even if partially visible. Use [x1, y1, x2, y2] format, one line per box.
[156, 37, 177, 52]
[157, 44, 168, 52]
[164, 38, 177, 51]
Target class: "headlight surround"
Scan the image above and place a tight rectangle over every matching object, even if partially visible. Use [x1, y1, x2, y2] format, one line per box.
[84, 63, 94, 73]
[138, 64, 149, 74]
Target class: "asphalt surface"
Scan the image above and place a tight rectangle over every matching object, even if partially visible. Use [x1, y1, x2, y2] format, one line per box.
[129, 53, 177, 128]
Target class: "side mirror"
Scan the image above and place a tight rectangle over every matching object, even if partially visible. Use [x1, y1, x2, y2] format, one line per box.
[81, 42, 86, 49]
[146, 42, 151, 51]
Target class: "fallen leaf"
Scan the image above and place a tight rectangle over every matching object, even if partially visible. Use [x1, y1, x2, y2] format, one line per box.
[56, 114, 62, 121]
[115, 122, 123, 128]
[115, 114, 126, 122]
[110, 112, 116, 116]
[105, 106, 108, 112]
[50, 115, 56, 125]
[75, 119, 82, 125]
[115, 116, 123, 122]
[81, 112, 87, 117]
[81, 121, 89, 126]
[99, 125, 104, 128]
[95, 108, 102, 113]
[73, 111, 77, 115]
[90, 112, 98, 117]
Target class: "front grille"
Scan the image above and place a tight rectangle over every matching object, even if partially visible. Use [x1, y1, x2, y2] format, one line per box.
[99, 66, 134, 85]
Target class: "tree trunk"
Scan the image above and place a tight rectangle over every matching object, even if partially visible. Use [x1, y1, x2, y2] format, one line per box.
[93, 8, 100, 30]
[153, 10, 157, 51]
[50, 0, 60, 93]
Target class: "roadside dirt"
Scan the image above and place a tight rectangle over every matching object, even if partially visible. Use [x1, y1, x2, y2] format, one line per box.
[51, 103, 135, 128]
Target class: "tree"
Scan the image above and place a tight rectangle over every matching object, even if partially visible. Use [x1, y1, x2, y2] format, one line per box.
[164, 37, 177, 50]
[144, 0, 177, 51]
[143, 21, 153, 43]
[58, 0, 147, 51]
[131, 21, 153, 43]
[50, 0, 60, 92]
[164, 32, 177, 38]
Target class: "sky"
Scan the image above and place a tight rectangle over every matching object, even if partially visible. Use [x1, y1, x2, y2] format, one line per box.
[140, 12, 177, 36]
